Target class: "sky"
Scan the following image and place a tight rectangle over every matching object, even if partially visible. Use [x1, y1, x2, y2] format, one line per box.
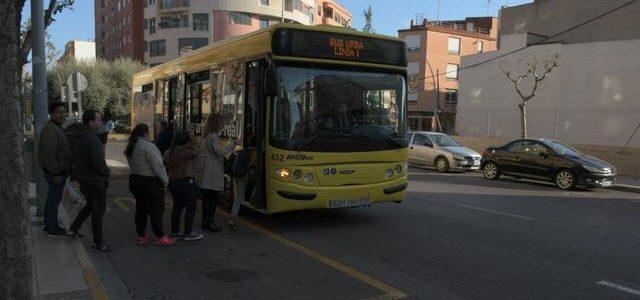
[23, 0, 532, 59]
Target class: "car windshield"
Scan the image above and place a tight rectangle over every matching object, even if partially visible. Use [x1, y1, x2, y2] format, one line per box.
[270, 66, 407, 152]
[544, 140, 582, 156]
[430, 134, 461, 147]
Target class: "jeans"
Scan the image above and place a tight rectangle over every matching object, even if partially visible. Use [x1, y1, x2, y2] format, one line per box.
[129, 175, 165, 238]
[200, 188, 220, 225]
[168, 178, 198, 235]
[70, 183, 107, 245]
[44, 174, 67, 231]
[231, 177, 246, 220]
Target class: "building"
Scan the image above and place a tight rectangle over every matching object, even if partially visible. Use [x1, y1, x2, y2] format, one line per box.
[456, 0, 640, 147]
[95, 0, 145, 62]
[143, 0, 352, 66]
[398, 17, 498, 133]
[58, 40, 96, 63]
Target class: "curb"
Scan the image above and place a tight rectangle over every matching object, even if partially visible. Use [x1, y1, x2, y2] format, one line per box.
[609, 184, 640, 194]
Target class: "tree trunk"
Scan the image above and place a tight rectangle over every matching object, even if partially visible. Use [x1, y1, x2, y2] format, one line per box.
[519, 103, 528, 139]
[0, 1, 31, 299]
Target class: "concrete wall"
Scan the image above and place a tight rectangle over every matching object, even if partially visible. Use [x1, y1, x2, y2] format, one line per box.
[499, 0, 640, 50]
[457, 39, 640, 147]
[453, 136, 640, 177]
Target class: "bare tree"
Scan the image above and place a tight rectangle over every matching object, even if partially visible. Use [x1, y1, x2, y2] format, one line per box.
[362, 5, 374, 33]
[499, 54, 560, 138]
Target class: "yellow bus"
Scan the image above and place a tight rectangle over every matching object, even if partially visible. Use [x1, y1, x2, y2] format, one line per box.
[131, 24, 408, 214]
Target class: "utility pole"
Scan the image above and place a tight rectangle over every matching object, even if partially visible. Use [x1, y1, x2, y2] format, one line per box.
[281, 0, 285, 23]
[32, 0, 49, 215]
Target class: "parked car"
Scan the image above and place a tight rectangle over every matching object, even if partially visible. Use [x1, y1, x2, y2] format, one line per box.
[407, 131, 482, 172]
[481, 138, 616, 190]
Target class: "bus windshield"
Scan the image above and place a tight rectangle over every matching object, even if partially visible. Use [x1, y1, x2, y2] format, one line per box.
[270, 66, 407, 152]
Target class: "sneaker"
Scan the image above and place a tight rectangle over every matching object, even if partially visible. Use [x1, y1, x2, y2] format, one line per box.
[91, 244, 111, 252]
[227, 221, 237, 231]
[170, 233, 184, 240]
[66, 229, 83, 238]
[136, 235, 151, 246]
[154, 236, 176, 246]
[47, 229, 67, 236]
[183, 233, 204, 241]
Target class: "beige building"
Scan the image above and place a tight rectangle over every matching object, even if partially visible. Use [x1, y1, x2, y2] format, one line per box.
[58, 40, 96, 64]
[144, 0, 351, 66]
[398, 17, 498, 133]
[456, 0, 640, 147]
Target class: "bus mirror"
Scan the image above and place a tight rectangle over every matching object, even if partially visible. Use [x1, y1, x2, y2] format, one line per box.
[264, 69, 278, 97]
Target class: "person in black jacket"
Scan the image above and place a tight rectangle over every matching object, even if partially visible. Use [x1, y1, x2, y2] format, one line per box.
[155, 121, 173, 155]
[67, 109, 111, 252]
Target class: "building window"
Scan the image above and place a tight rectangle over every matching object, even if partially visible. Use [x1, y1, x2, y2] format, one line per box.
[149, 39, 166, 57]
[260, 19, 269, 29]
[143, 19, 148, 30]
[446, 64, 458, 80]
[144, 41, 148, 52]
[477, 41, 484, 53]
[445, 89, 458, 106]
[285, 0, 293, 12]
[260, 0, 269, 5]
[404, 35, 421, 51]
[293, 0, 302, 12]
[193, 13, 208, 31]
[160, 14, 189, 29]
[161, 0, 190, 9]
[149, 18, 156, 34]
[447, 37, 460, 54]
[230, 12, 252, 26]
[178, 38, 208, 55]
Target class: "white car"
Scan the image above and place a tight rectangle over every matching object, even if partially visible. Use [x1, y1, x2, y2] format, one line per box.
[407, 131, 482, 172]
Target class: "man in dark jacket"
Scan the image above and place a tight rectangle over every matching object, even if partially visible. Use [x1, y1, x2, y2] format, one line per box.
[38, 102, 71, 235]
[67, 109, 111, 251]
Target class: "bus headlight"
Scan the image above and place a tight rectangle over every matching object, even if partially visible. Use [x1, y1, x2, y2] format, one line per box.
[394, 165, 403, 174]
[385, 169, 394, 179]
[303, 173, 314, 184]
[275, 168, 291, 178]
[293, 169, 303, 180]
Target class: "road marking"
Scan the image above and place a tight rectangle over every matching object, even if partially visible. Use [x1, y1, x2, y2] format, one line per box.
[113, 197, 135, 212]
[597, 281, 640, 296]
[458, 204, 535, 221]
[71, 239, 110, 300]
[106, 159, 127, 168]
[221, 211, 407, 299]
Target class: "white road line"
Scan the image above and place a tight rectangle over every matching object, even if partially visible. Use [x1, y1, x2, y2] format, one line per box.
[597, 281, 640, 296]
[106, 159, 127, 168]
[458, 204, 535, 221]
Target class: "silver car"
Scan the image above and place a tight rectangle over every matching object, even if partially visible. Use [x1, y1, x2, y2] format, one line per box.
[407, 132, 482, 172]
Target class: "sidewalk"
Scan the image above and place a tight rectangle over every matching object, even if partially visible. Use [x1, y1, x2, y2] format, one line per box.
[611, 176, 640, 194]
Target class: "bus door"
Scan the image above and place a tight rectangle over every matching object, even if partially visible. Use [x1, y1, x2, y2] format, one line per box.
[244, 59, 266, 209]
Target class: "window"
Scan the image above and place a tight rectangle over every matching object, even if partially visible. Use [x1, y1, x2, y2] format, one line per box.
[230, 12, 252, 25]
[149, 39, 166, 57]
[447, 37, 460, 54]
[143, 19, 148, 30]
[178, 38, 208, 55]
[412, 134, 432, 147]
[477, 41, 484, 53]
[149, 18, 156, 34]
[160, 14, 188, 28]
[144, 41, 148, 52]
[193, 13, 208, 31]
[404, 35, 421, 51]
[507, 140, 531, 153]
[446, 64, 458, 80]
[260, 19, 269, 29]
[294, 0, 303, 12]
[285, 0, 293, 12]
[444, 89, 458, 106]
[187, 71, 211, 127]
[261, 0, 269, 5]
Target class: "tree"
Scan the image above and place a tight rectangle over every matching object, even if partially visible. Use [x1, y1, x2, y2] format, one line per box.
[499, 54, 560, 138]
[362, 5, 374, 33]
[0, 1, 30, 298]
[20, 0, 75, 68]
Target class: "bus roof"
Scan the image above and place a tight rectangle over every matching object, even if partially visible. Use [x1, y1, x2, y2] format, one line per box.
[132, 23, 406, 87]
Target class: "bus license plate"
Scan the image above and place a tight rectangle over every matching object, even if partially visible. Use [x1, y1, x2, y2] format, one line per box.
[328, 198, 371, 209]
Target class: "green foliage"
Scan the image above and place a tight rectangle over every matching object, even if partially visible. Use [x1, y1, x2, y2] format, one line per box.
[362, 5, 375, 33]
[48, 58, 144, 119]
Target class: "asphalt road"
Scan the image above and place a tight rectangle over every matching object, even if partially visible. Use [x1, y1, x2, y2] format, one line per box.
[79, 141, 640, 300]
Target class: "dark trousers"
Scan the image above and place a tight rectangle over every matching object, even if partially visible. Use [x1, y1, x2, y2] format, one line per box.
[70, 183, 107, 245]
[200, 189, 220, 225]
[129, 174, 165, 238]
[44, 174, 67, 231]
[168, 178, 198, 235]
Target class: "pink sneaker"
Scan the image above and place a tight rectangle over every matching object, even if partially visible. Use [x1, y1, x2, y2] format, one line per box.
[154, 236, 176, 246]
[137, 235, 151, 246]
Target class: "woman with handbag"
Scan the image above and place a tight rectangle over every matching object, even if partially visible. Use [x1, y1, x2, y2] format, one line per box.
[197, 115, 239, 232]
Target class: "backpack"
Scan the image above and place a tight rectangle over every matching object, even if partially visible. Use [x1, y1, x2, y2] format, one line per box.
[231, 149, 252, 178]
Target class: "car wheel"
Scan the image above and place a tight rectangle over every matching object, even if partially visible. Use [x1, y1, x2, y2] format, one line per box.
[555, 170, 576, 190]
[435, 157, 450, 173]
[483, 162, 501, 180]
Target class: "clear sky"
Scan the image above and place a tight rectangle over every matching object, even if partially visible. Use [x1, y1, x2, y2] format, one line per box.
[23, 0, 532, 58]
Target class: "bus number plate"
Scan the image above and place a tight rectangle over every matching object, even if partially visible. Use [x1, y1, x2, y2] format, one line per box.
[328, 197, 371, 209]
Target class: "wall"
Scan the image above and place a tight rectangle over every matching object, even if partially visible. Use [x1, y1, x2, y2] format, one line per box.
[454, 136, 640, 177]
[457, 39, 640, 147]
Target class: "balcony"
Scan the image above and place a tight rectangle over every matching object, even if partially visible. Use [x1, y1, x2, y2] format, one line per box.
[159, 0, 190, 11]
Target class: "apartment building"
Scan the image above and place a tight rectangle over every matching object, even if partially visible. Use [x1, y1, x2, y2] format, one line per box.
[398, 17, 498, 133]
[143, 0, 352, 66]
[95, 0, 145, 62]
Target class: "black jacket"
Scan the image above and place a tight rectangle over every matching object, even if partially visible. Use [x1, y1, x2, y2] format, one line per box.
[70, 126, 110, 187]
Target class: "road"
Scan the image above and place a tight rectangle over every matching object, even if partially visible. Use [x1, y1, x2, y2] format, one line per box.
[79, 141, 640, 300]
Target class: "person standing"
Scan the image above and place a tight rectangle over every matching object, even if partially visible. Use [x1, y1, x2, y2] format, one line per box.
[38, 102, 71, 236]
[198, 115, 238, 232]
[125, 124, 175, 246]
[155, 121, 173, 155]
[164, 132, 203, 241]
[67, 110, 111, 251]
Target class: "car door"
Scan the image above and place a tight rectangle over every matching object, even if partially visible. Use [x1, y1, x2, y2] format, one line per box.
[498, 140, 527, 173]
[407, 133, 418, 163]
[410, 133, 434, 165]
[519, 142, 556, 179]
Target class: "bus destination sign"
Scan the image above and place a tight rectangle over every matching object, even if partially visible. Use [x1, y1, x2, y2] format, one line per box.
[272, 28, 407, 67]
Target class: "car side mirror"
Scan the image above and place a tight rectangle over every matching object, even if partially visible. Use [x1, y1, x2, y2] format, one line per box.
[425, 142, 433, 148]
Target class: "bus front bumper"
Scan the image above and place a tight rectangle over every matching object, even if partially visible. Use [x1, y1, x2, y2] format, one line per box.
[267, 176, 408, 214]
